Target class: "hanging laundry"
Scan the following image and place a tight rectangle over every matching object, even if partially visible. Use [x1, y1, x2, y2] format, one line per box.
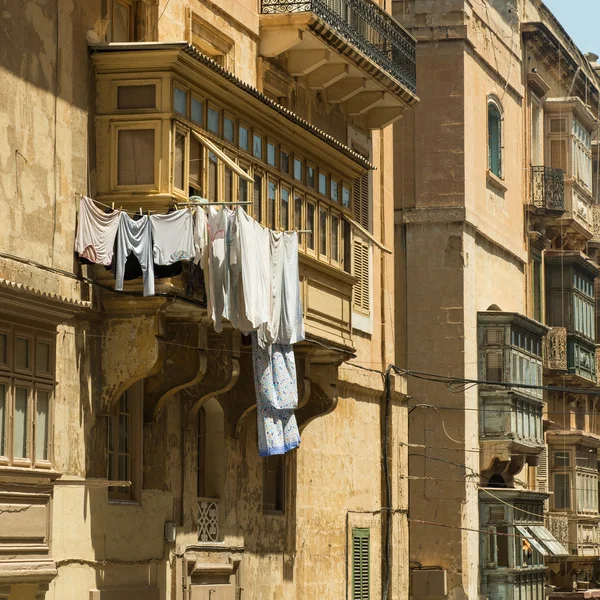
[251, 333, 301, 456]
[74, 196, 120, 266]
[224, 210, 241, 330]
[259, 231, 305, 346]
[150, 209, 195, 265]
[234, 207, 270, 332]
[206, 206, 232, 333]
[193, 206, 208, 267]
[115, 213, 155, 296]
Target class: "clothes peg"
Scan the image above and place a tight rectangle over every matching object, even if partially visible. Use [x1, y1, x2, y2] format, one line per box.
[111, 202, 115, 211]
[139, 207, 143, 216]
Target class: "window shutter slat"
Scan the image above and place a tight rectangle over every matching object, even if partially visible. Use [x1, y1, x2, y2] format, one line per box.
[352, 528, 370, 600]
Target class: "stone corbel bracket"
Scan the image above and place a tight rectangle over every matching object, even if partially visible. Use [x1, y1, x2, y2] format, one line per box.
[99, 297, 170, 415]
[182, 331, 241, 421]
[296, 363, 338, 431]
[232, 350, 311, 438]
[144, 322, 208, 421]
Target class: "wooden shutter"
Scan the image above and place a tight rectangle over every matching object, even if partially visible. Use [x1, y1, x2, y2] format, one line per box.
[537, 447, 547, 493]
[352, 172, 370, 315]
[117, 129, 155, 186]
[550, 140, 567, 172]
[352, 528, 370, 600]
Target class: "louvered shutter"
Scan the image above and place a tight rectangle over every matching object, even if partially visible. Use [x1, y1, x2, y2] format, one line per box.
[352, 172, 371, 315]
[352, 528, 370, 600]
[537, 447, 548, 493]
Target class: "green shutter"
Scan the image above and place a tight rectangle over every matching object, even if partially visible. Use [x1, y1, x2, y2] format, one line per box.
[352, 528, 370, 600]
[488, 104, 502, 177]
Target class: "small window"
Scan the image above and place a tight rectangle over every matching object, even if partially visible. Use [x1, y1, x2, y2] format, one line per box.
[15, 337, 31, 371]
[294, 159, 303, 182]
[553, 451, 570, 468]
[239, 162, 250, 204]
[318, 172, 327, 195]
[267, 180, 277, 229]
[306, 201, 316, 252]
[111, 0, 134, 42]
[294, 192, 303, 231]
[253, 174, 263, 222]
[280, 187, 290, 230]
[225, 166, 234, 205]
[306, 165, 315, 189]
[117, 128, 155, 186]
[117, 84, 156, 110]
[253, 134, 263, 159]
[488, 99, 503, 178]
[208, 107, 220, 135]
[0, 332, 7, 366]
[35, 340, 52, 376]
[342, 185, 351, 209]
[208, 151, 219, 202]
[352, 528, 370, 600]
[239, 125, 249, 152]
[331, 180, 339, 202]
[267, 143, 277, 167]
[263, 455, 285, 512]
[280, 150, 290, 174]
[331, 213, 340, 263]
[13, 386, 29, 460]
[35, 388, 50, 463]
[224, 116, 235, 143]
[319, 206, 328, 257]
[189, 137, 203, 197]
[191, 96, 204, 125]
[174, 129, 186, 191]
[174, 87, 187, 116]
[554, 473, 571, 510]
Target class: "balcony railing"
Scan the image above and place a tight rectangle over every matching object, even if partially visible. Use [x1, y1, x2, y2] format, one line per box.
[197, 498, 219, 542]
[259, 0, 417, 94]
[531, 166, 565, 211]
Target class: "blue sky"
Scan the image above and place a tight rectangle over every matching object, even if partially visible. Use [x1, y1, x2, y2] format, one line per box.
[543, 0, 600, 56]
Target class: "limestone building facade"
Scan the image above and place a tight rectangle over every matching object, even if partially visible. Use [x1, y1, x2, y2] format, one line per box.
[394, 0, 600, 597]
[0, 1, 416, 598]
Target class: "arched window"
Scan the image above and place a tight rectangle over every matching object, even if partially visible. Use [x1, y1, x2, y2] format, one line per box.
[196, 397, 225, 499]
[488, 98, 503, 178]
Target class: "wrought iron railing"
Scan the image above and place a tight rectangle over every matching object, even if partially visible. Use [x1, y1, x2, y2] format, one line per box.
[259, 0, 416, 94]
[543, 327, 567, 371]
[197, 498, 219, 542]
[531, 165, 564, 210]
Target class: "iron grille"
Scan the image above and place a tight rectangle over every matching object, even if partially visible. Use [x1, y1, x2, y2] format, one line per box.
[259, 0, 417, 94]
[531, 165, 564, 210]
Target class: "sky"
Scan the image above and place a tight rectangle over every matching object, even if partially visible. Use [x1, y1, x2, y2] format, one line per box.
[542, 0, 600, 56]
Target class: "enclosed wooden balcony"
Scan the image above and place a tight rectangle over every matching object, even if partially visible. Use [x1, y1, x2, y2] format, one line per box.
[259, 0, 417, 127]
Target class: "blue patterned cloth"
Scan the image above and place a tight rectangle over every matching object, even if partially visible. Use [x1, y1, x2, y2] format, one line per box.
[252, 333, 301, 456]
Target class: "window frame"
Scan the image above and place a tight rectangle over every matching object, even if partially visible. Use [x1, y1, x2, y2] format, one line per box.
[262, 455, 285, 514]
[487, 96, 504, 179]
[172, 123, 190, 198]
[110, 0, 136, 43]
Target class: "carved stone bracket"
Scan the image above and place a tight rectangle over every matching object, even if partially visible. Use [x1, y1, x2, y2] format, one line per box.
[99, 297, 170, 414]
[144, 322, 208, 421]
[296, 363, 338, 430]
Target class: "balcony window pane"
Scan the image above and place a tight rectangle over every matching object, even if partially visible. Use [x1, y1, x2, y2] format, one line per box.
[253, 135, 263, 159]
[342, 185, 351, 208]
[281, 188, 290, 230]
[15, 337, 29, 370]
[253, 175, 263, 222]
[208, 108, 220, 134]
[331, 180, 339, 202]
[307, 166, 315, 188]
[319, 173, 327, 195]
[306, 203, 315, 251]
[319, 207, 327, 256]
[35, 390, 49, 462]
[14, 387, 28, 459]
[331, 214, 339, 262]
[0, 384, 5, 456]
[174, 87, 187, 115]
[294, 194, 303, 231]
[239, 174, 248, 204]
[189, 138, 202, 194]
[239, 126, 249, 151]
[208, 152, 218, 202]
[267, 143, 276, 167]
[267, 181, 276, 229]
[174, 130, 186, 191]
[554, 473, 570, 509]
[36, 341, 51, 375]
[553, 451, 570, 467]
[281, 151, 290, 174]
[117, 129, 155, 185]
[225, 167, 233, 205]
[112, 0, 131, 42]
[224, 117, 234, 143]
[294, 159, 302, 181]
[0, 333, 6, 365]
[191, 97, 204, 125]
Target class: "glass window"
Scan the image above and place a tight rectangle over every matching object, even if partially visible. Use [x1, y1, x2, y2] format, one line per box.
[553, 451, 570, 467]
[342, 185, 351, 209]
[319, 173, 327, 195]
[294, 193, 303, 231]
[307, 165, 315, 188]
[191, 97, 204, 125]
[13, 387, 28, 459]
[174, 129, 186, 191]
[189, 137, 203, 196]
[280, 151, 290, 174]
[239, 126, 249, 152]
[224, 117, 234, 143]
[117, 84, 156, 110]
[267, 143, 277, 167]
[15, 337, 29, 370]
[331, 213, 340, 262]
[35, 390, 49, 462]
[554, 473, 571, 509]
[306, 202, 316, 251]
[208, 151, 218, 202]
[239, 165, 249, 204]
[0, 333, 6, 365]
[117, 129, 155, 186]
[112, 0, 131, 42]
[36, 341, 51, 375]
[331, 180, 339, 202]
[319, 207, 328, 256]
[208, 107, 220, 135]
[253, 175, 263, 222]
[253, 134, 263, 159]
[267, 180, 276, 229]
[294, 159, 302, 181]
[225, 166, 233, 205]
[281, 187, 290, 230]
[174, 87, 187, 115]
[488, 100, 502, 178]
